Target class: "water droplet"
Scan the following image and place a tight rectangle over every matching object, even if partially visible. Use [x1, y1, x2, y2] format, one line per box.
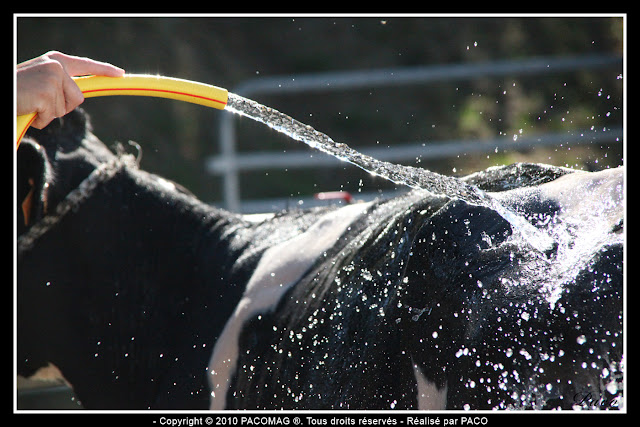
[519, 349, 532, 360]
[576, 335, 587, 345]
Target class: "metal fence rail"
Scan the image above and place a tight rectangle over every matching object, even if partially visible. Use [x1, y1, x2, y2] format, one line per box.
[207, 127, 623, 174]
[208, 54, 622, 212]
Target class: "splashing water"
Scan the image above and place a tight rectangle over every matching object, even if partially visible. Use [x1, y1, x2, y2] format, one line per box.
[224, 94, 623, 410]
[496, 167, 624, 308]
[226, 93, 555, 253]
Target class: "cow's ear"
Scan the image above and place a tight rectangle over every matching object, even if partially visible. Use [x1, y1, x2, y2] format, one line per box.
[17, 139, 51, 236]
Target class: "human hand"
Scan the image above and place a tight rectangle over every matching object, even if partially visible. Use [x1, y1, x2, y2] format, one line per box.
[17, 51, 125, 129]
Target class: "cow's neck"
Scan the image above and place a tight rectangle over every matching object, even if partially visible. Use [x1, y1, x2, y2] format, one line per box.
[18, 163, 251, 409]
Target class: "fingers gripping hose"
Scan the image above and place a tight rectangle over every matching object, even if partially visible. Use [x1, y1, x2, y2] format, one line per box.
[16, 74, 228, 147]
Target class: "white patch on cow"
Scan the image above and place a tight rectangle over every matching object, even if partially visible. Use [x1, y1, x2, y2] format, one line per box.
[208, 202, 372, 409]
[535, 167, 623, 230]
[412, 360, 447, 410]
[243, 213, 276, 223]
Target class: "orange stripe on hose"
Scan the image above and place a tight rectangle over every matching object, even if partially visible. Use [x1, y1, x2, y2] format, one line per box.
[16, 115, 36, 148]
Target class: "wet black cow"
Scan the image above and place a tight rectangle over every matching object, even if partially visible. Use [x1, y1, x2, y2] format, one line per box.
[17, 110, 624, 410]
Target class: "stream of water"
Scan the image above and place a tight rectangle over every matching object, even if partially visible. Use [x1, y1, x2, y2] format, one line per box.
[225, 93, 556, 253]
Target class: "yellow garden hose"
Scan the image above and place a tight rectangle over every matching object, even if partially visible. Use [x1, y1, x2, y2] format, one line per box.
[16, 74, 228, 147]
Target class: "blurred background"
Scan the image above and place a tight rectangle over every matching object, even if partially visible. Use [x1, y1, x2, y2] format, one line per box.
[16, 15, 624, 213]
